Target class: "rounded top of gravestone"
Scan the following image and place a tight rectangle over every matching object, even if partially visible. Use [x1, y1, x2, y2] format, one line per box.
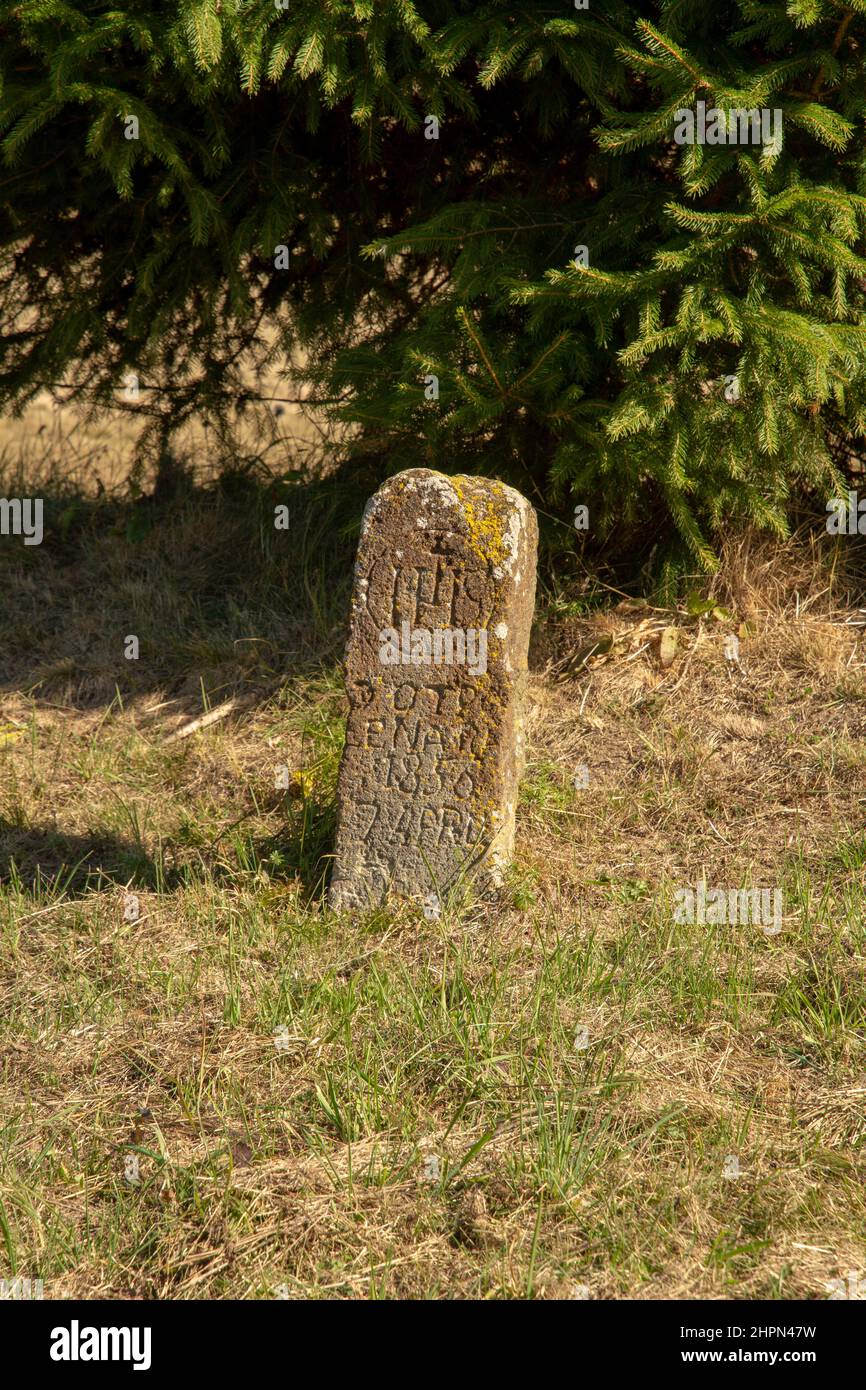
[360, 468, 536, 582]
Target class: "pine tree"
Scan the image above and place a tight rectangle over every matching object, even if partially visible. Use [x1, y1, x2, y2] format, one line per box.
[2, 2, 865, 569]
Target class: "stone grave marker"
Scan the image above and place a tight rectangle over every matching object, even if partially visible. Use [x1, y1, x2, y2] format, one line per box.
[328, 468, 537, 912]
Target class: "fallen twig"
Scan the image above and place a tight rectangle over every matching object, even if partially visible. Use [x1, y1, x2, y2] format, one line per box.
[163, 691, 261, 744]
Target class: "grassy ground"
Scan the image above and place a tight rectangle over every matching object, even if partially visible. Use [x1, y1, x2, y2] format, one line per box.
[1, 444, 866, 1300]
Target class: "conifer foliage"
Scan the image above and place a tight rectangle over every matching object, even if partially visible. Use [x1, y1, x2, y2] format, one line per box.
[2, 2, 866, 563]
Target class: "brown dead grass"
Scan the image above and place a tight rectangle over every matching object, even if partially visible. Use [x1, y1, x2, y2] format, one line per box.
[1, 433, 866, 1300]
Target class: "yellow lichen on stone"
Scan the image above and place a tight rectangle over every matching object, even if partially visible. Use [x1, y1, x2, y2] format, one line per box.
[449, 475, 510, 569]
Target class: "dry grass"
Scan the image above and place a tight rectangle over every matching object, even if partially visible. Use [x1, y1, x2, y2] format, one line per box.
[1, 436, 866, 1300]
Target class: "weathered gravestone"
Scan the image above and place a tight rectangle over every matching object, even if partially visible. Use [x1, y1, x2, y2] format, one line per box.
[328, 468, 537, 912]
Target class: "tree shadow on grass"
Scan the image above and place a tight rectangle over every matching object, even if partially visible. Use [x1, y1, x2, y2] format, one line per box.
[253, 792, 338, 905]
[0, 810, 340, 906]
[0, 458, 366, 906]
[0, 819, 186, 897]
[0, 459, 368, 712]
